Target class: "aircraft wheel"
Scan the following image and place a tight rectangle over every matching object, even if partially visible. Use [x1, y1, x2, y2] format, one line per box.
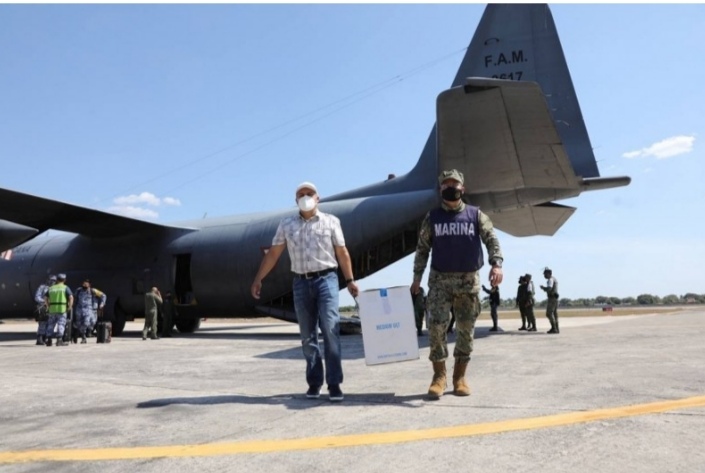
[175, 317, 201, 333]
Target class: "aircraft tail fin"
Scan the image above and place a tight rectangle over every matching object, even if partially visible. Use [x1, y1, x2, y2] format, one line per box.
[451, 3, 599, 178]
[327, 4, 600, 204]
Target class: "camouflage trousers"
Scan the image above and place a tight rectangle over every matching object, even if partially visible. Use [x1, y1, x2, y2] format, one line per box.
[36, 320, 48, 335]
[45, 314, 67, 338]
[546, 298, 558, 327]
[74, 311, 97, 336]
[427, 270, 481, 363]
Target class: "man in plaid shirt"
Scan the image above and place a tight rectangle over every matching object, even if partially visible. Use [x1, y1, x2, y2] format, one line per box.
[251, 181, 359, 402]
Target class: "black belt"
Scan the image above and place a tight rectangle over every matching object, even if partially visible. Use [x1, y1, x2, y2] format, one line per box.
[296, 268, 336, 279]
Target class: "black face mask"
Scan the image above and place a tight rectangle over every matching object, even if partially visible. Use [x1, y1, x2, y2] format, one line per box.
[441, 187, 462, 202]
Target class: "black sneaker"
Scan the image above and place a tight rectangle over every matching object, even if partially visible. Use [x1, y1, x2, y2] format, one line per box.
[306, 385, 321, 399]
[328, 385, 344, 402]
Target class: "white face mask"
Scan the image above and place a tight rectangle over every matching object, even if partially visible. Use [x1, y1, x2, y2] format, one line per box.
[297, 195, 316, 212]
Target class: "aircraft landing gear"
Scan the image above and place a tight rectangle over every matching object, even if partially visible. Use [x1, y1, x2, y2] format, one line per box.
[175, 317, 201, 333]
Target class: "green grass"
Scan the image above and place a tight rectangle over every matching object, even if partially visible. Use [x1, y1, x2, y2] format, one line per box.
[488, 306, 689, 320]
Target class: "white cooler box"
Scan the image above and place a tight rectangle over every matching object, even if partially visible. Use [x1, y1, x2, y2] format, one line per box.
[356, 285, 419, 365]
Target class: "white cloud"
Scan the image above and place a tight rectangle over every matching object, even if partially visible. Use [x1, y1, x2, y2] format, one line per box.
[162, 197, 181, 206]
[113, 192, 161, 207]
[622, 135, 695, 160]
[107, 192, 182, 220]
[106, 206, 159, 219]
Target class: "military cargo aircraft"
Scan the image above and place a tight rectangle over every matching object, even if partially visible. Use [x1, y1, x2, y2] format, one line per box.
[0, 4, 629, 335]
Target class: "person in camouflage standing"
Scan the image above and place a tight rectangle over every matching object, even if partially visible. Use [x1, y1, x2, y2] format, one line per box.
[524, 273, 537, 332]
[74, 279, 107, 344]
[540, 267, 560, 334]
[411, 169, 503, 399]
[33, 275, 56, 345]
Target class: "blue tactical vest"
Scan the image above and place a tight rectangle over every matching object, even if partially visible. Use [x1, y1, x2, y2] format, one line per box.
[429, 205, 484, 273]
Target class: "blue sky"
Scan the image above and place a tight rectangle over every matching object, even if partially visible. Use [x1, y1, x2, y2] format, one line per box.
[1, 4, 703, 306]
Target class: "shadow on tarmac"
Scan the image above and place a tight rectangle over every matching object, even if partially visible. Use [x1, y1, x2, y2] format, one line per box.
[136, 392, 429, 410]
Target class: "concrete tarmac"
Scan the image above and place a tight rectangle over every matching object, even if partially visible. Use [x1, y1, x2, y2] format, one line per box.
[1, 309, 704, 472]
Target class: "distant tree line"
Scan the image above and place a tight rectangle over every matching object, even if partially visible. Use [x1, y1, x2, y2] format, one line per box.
[496, 292, 705, 308]
[339, 293, 705, 313]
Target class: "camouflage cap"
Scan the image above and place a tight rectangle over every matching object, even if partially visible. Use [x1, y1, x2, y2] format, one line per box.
[48, 275, 57, 281]
[438, 169, 464, 186]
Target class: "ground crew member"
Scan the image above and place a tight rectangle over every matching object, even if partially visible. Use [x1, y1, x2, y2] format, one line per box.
[74, 279, 107, 344]
[411, 169, 503, 399]
[524, 273, 537, 331]
[143, 287, 162, 340]
[33, 275, 56, 345]
[516, 276, 528, 330]
[482, 284, 501, 332]
[44, 273, 73, 347]
[412, 286, 426, 336]
[540, 267, 560, 333]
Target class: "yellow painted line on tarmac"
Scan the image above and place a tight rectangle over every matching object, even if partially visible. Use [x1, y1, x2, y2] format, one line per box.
[2, 395, 705, 464]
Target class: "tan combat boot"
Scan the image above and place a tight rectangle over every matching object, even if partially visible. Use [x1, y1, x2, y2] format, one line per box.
[427, 361, 447, 399]
[452, 360, 471, 396]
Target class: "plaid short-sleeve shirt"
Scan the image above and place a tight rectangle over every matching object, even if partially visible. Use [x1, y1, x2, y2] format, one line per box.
[272, 211, 346, 274]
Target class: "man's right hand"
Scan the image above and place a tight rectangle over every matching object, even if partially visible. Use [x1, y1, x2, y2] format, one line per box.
[410, 280, 421, 295]
[251, 280, 262, 299]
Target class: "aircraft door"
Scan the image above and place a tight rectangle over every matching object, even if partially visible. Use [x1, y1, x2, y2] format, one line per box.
[173, 253, 194, 306]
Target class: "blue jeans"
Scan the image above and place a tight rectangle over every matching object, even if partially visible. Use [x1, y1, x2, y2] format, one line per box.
[293, 271, 343, 388]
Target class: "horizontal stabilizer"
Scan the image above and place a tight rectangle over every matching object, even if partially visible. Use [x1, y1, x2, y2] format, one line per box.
[488, 202, 576, 237]
[0, 186, 196, 239]
[580, 176, 632, 192]
[437, 78, 578, 195]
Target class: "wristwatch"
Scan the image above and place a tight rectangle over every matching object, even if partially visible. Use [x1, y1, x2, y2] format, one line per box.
[491, 260, 502, 268]
[345, 278, 354, 285]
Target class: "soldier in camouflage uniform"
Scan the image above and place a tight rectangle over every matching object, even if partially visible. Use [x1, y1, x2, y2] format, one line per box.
[524, 273, 537, 332]
[33, 275, 56, 345]
[74, 279, 107, 344]
[540, 267, 560, 333]
[411, 169, 504, 399]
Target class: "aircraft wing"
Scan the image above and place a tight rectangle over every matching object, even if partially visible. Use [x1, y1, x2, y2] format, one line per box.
[0, 186, 196, 240]
[486, 203, 576, 237]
